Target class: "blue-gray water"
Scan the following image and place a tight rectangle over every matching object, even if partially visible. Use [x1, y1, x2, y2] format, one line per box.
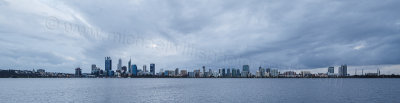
[1, 78, 399, 103]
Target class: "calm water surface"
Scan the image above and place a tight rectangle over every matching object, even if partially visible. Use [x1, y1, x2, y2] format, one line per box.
[0, 78, 399, 103]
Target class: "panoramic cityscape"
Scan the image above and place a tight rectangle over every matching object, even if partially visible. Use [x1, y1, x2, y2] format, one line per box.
[1, 0, 400, 103]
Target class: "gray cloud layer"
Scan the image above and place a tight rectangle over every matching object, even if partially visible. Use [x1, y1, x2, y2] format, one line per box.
[1, 0, 400, 73]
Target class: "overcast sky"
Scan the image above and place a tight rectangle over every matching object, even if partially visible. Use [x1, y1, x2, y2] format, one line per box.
[1, 0, 400, 74]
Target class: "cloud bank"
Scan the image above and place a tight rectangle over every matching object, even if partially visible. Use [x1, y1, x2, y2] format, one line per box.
[1, 0, 400, 73]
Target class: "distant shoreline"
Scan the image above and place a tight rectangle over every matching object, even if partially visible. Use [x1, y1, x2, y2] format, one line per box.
[2, 76, 400, 78]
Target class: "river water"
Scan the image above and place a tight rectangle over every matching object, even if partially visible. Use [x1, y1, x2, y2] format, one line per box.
[0, 78, 399, 103]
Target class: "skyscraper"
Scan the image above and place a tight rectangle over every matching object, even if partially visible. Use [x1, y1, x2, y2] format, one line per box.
[143, 65, 147, 72]
[243, 65, 249, 72]
[328, 67, 334, 74]
[259, 66, 265, 77]
[117, 58, 122, 70]
[202, 66, 206, 77]
[222, 68, 226, 77]
[209, 69, 212, 77]
[227, 68, 231, 77]
[128, 57, 131, 73]
[232, 68, 237, 77]
[91, 64, 97, 75]
[236, 69, 241, 77]
[339, 64, 347, 77]
[75, 67, 82, 77]
[175, 68, 179, 76]
[131, 64, 137, 76]
[105, 57, 112, 77]
[242, 65, 250, 77]
[150, 63, 155, 75]
[91, 64, 100, 76]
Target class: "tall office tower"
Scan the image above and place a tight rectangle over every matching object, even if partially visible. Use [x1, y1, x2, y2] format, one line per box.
[265, 68, 271, 77]
[202, 66, 206, 77]
[222, 68, 226, 77]
[150, 63, 155, 75]
[75, 67, 82, 77]
[105, 57, 112, 77]
[91, 64, 97, 75]
[175, 68, 179, 76]
[117, 58, 122, 70]
[143, 65, 147, 72]
[259, 66, 265, 77]
[236, 69, 241, 77]
[339, 64, 347, 77]
[328, 67, 334, 74]
[235, 68, 239, 77]
[232, 68, 237, 77]
[128, 57, 131, 73]
[227, 68, 231, 77]
[261, 68, 265, 77]
[209, 69, 212, 77]
[131, 64, 137, 76]
[243, 65, 250, 76]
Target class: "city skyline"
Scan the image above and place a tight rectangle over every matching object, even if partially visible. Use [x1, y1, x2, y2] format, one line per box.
[69, 57, 398, 75]
[1, 58, 391, 78]
[1, 56, 399, 75]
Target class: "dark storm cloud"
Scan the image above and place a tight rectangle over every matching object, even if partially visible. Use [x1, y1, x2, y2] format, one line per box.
[0, 49, 66, 65]
[225, 0, 400, 69]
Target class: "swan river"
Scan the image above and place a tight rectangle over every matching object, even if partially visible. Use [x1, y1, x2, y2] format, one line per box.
[1, 78, 399, 103]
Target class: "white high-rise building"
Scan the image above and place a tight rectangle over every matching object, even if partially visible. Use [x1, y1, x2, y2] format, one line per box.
[339, 64, 347, 77]
[143, 65, 147, 72]
[117, 58, 122, 70]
